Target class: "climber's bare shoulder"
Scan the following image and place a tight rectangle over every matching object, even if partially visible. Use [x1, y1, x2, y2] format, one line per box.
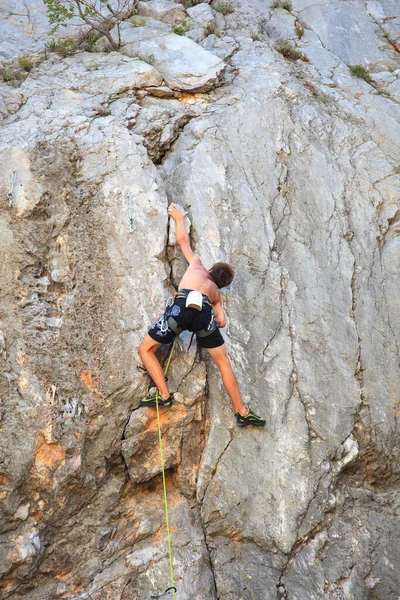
[178, 261, 221, 305]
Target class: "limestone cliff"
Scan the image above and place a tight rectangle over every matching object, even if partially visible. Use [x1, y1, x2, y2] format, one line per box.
[0, 0, 400, 599]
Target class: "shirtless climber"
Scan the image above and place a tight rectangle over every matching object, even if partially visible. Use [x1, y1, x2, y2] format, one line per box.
[138, 203, 266, 427]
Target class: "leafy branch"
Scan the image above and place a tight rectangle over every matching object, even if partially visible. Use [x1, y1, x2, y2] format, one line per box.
[43, 0, 138, 50]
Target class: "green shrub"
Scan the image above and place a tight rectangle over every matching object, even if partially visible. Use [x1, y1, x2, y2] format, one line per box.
[272, 0, 292, 10]
[43, 0, 136, 51]
[377, 88, 390, 96]
[250, 31, 262, 41]
[1, 66, 16, 82]
[214, 1, 235, 15]
[349, 64, 372, 83]
[173, 19, 189, 35]
[129, 16, 147, 27]
[295, 23, 304, 39]
[97, 107, 112, 116]
[205, 22, 216, 36]
[45, 38, 77, 56]
[18, 56, 33, 72]
[275, 40, 309, 62]
[80, 30, 98, 51]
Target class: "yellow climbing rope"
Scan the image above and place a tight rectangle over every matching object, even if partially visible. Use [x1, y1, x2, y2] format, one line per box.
[154, 338, 181, 600]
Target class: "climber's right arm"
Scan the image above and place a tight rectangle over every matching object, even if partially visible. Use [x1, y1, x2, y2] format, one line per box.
[168, 203, 201, 265]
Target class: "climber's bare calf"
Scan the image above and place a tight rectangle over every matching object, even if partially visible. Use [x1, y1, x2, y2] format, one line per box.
[206, 345, 246, 415]
[138, 335, 170, 400]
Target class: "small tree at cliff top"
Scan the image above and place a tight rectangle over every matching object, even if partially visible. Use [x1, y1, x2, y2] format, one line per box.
[43, 0, 137, 51]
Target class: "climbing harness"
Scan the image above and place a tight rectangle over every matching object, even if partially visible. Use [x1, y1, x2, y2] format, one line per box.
[152, 338, 180, 600]
[127, 193, 136, 233]
[174, 289, 213, 309]
[7, 169, 16, 207]
[167, 289, 217, 340]
[151, 587, 177, 599]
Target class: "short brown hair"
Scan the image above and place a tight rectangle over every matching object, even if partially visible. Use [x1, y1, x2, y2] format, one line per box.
[209, 262, 235, 289]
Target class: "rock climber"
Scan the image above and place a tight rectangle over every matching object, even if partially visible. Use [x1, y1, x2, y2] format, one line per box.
[138, 203, 266, 427]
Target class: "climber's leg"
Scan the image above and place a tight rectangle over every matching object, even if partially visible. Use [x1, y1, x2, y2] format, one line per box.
[206, 345, 266, 426]
[206, 345, 248, 416]
[138, 335, 171, 401]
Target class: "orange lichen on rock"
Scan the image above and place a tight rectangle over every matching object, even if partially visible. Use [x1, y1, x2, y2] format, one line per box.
[145, 404, 187, 432]
[31, 511, 44, 522]
[55, 571, 70, 582]
[80, 369, 93, 388]
[0, 579, 17, 594]
[0, 473, 11, 499]
[180, 92, 211, 105]
[35, 441, 65, 469]
[152, 527, 163, 544]
[391, 41, 400, 53]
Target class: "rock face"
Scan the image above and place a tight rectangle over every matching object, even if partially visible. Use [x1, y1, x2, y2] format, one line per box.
[120, 20, 226, 91]
[0, 0, 80, 59]
[137, 0, 187, 25]
[0, 0, 400, 599]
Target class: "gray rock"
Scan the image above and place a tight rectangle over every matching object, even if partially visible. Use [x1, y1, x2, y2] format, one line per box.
[137, 0, 187, 25]
[386, 77, 400, 101]
[300, 2, 397, 66]
[132, 97, 195, 163]
[0, 0, 81, 59]
[122, 402, 192, 483]
[120, 22, 225, 91]
[186, 26, 207, 44]
[367, 0, 400, 43]
[146, 85, 176, 98]
[201, 34, 239, 59]
[371, 71, 397, 87]
[187, 3, 215, 28]
[264, 11, 297, 41]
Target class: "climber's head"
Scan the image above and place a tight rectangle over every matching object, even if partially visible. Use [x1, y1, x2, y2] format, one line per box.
[208, 262, 235, 289]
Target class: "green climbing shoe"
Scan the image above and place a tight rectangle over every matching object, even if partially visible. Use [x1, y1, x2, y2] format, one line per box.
[236, 406, 266, 427]
[141, 392, 173, 408]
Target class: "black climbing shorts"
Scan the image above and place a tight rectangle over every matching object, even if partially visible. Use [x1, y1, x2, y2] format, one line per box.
[148, 292, 224, 349]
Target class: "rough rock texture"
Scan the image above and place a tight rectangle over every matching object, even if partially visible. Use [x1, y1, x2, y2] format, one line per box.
[0, 0, 79, 59]
[137, 0, 187, 25]
[1, 0, 400, 599]
[120, 19, 226, 92]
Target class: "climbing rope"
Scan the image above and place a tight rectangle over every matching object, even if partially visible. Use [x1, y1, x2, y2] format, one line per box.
[7, 169, 16, 207]
[153, 337, 181, 600]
